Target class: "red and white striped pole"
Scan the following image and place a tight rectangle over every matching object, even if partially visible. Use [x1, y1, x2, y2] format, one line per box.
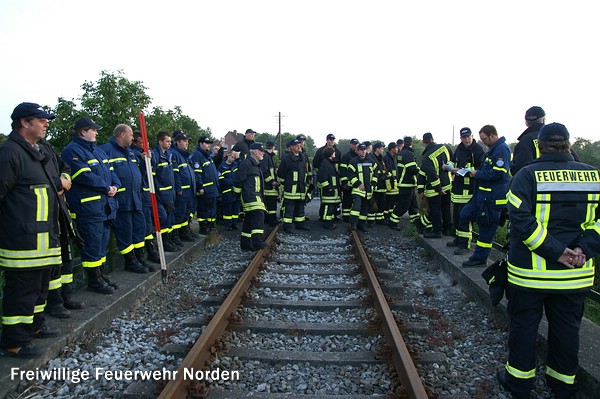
[138, 112, 168, 283]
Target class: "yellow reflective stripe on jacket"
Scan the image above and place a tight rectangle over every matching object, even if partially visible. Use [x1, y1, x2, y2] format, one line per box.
[159, 186, 173, 191]
[0, 246, 61, 268]
[34, 186, 49, 222]
[507, 190, 522, 208]
[507, 260, 595, 290]
[117, 187, 126, 192]
[109, 157, 127, 162]
[71, 167, 91, 179]
[81, 195, 101, 203]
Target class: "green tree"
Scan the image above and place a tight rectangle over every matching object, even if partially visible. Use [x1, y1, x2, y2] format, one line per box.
[79, 69, 152, 144]
[572, 138, 600, 169]
[47, 97, 79, 150]
[143, 106, 211, 146]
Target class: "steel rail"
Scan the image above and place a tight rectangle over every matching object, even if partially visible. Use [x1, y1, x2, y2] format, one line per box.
[351, 230, 429, 399]
[158, 226, 279, 399]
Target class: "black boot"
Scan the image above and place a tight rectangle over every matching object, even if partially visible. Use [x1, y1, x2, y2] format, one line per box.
[188, 220, 200, 238]
[135, 247, 156, 272]
[162, 233, 179, 252]
[295, 222, 311, 231]
[86, 267, 115, 294]
[61, 283, 85, 310]
[45, 289, 70, 318]
[179, 225, 195, 242]
[145, 240, 161, 263]
[198, 221, 208, 235]
[171, 230, 184, 247]
[100, 264, 119, 289]
[124, 252, 149, 273]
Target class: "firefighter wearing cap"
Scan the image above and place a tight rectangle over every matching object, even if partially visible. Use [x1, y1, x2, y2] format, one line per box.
[278, 138, 310, 232]
[313, 134, 342, 221]
[510, 106, 545, 176]
[446, 128, 484, 254]
[371, 142, 388, 225]
[231, 129, 256, 159]
[170, 131, 197, 241]
[316, 146, 341, 229]
[347, 143, 377, 232]
[383, 142, 400, 221]
[62, 117, 121, 294]
[1, 103, 64, 357]
[260, 141, 280, 226]
[390, 136, 422, 231]
[218, 149, 241, 230]
[295, 134, 314, 205]
[151, 131, 179, 252]
[234, 143, 268, 250]
[191, 136, 220, 235]
[101, 124, 152, 274]
[498, 123, 600, 399]
[340, 139, 360, 221]
[417, 133, 452, 238]
[460, 125, 511, 267]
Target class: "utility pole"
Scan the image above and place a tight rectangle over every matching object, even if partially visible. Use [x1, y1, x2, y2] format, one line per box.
[274, 112, 286, 156]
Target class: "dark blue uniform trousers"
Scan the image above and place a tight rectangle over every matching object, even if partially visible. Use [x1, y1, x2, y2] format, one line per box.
[113, 209, 146, 253]
[505, 287, 586, 396]
[460, 201, 501, 261]
[77, 221, 111, 268]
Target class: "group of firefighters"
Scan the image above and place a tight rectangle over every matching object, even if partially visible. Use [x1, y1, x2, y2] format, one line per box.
[1, 102, 600, 399]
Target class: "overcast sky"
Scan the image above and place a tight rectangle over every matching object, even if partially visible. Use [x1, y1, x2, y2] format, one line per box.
[1, 0, 598, 145]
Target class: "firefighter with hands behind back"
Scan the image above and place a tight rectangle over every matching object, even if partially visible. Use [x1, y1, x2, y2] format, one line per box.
[498, 122, 600, 399]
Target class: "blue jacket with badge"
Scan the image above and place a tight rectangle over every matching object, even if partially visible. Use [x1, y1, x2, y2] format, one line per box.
[101, 137, 142, 212]
[151, 144, 176, 206]
[170, 146, 196, 201]
[62, 135, 121, 223]
[190, 146, 220, 199]
[473, 136, 511, 208]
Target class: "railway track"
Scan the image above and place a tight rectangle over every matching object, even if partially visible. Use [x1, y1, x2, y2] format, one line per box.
[158, 226, 430, 399]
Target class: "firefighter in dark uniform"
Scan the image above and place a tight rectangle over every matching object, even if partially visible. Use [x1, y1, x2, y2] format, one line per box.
[418, 132, 452, 238]
[63, 117, 121, 294]
[313, 134, 342, 221]
[131, 131, 161, 263]
[218, 150, 241, 230]
[151, 131, 179, 252]
[371, 142, 388, 225]
[278, 138, 310, 233]
[260, 140, 280, 226]
[498, 123, 600, 399]
[446, 127, 484, 254]
[231, 128, 256, 159]
[316, 146, 341, 230]
[233, 143, 269, 250]
[389, 136, 422, 231]
[340, 138, 359, 222]
[191, 136, 220, 235]
[171, 131, 197, 242]
[510, 106, 545, 176]
[1, 103, 62, 357]
[347, 143, 377, 232]
[460, 125, 511, 267]
[101, 124, 151, 274]
[383, 141, 399, 222]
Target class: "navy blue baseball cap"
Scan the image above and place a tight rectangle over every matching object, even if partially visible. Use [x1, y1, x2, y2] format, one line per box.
[357, 143, 367, 150]
[459, 127, 472, 137]
[173, 131, 190, 141]
[11, 102, 55, 120]
[525, 106, 545, 121]
[403, 136, 413, 144]
[249, 142, 266, 152]
[373, 142, 385, 150]
[388, 142, 398, 150]
[265, 140, 276, 148]
[423, 132, 433, 141]
[295, 134, 306, 141]
[198, 136, 213, 144]
[538, 122, 570, 142]
[245, 129, 256, 134]
[74, 117, 102, 131]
